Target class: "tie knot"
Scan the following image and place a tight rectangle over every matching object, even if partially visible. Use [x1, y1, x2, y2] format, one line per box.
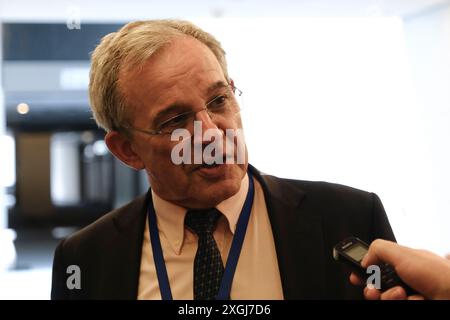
[185, 208, 221, 235]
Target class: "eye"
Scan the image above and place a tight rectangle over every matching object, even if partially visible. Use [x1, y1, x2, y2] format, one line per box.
[160, 113, 191, 129]
[208, 94, 228, 110]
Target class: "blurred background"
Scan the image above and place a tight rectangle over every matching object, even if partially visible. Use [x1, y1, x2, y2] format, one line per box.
[0, 0, 449, 299]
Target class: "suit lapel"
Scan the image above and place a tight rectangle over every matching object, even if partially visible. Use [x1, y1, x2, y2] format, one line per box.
[250, 165, 326, 299]
[102, 192, 149, 299]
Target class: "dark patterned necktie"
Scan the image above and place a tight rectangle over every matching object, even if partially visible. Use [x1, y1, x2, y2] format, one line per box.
[185, 208, 224, 300]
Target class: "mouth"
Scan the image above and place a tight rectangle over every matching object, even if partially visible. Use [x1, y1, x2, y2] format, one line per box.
[193, 160, 223, 171]
[193, 159, 228, 178]
[193, 153, 226, 170]
[199, 162, 221, 169]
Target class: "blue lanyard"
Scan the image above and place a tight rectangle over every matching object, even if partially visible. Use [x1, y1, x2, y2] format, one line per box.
[147, 172, 255, 300]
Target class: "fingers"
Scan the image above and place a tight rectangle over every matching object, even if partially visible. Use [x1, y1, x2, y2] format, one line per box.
[407, 294, 425, 300]
[361, 239, 409, 268]
[380, 286, 407, 300]
[364, 286, 381, 300]
[361, 239, 390, 267]
[349, 272, 365, 286]
[351, 272, 408, 300]
[364, 285, 418, 300]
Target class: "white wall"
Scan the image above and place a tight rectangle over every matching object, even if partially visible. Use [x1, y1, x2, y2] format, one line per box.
[403, 6, 450, 255]
[0, 0, 446, 22]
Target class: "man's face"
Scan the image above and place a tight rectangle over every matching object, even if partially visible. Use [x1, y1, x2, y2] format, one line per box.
[118, 36, 248, 208]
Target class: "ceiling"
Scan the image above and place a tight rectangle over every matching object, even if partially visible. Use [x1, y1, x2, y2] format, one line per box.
[0, 0, 449, 22]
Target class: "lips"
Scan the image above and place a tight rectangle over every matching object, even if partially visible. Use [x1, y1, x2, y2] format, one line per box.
[201, 162, 220, 168]
[191, 153, 231, 179]
[195, 162, 227, 179]
[191, 152, 225, 170]
[193, 160, 222, 172]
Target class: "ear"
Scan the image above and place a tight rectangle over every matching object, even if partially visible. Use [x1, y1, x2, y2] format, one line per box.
[105, 131, 145, 170]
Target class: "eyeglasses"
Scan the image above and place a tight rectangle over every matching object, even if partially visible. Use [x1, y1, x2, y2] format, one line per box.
[121, 84, 243, 136]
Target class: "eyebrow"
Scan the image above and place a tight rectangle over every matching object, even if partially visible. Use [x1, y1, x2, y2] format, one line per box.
[151, 81, 229, 126]
[206, 80, 229, 95]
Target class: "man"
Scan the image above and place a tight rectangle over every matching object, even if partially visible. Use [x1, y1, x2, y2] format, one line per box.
[51, 19, 395, 299]
[350, 239, 450, 300]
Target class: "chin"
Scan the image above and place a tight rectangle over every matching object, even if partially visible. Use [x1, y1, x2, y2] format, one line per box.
[192, 176, 243, 208]
[214, 180, 241, 200]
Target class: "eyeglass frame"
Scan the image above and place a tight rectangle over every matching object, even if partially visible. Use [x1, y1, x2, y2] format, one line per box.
[119, 83, 243, 136]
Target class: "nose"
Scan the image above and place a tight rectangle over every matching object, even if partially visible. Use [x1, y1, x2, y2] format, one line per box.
[195, 108, 219, 132]
[192, 109, 224, 148]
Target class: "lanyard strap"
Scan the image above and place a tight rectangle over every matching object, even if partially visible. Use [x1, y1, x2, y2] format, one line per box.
[148, 195, 173, 300]
[147, 172, 255, 300]
[215, 172, 254, 299]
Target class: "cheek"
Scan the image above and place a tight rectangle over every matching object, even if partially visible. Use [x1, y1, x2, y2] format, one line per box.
[213, 118, 241, 136]
[143, 139, 184, 168]
[133, 139, 162, 164]
[226, 115, 243, 130]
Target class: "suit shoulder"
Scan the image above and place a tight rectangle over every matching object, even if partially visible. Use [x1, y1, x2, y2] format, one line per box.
[262, 172, 374, 201]
[293, 179, 372, 200]
[60, 193, 148, 252]
[260, 173, 380, 225]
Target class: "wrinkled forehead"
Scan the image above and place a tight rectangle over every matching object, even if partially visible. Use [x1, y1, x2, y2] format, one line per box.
[122, 37, 225, 87]
[119, 37, 228, 114]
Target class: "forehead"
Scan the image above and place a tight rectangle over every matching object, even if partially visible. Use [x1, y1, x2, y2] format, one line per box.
[119, 36, 226, 114]
[148, 36, 222, 80]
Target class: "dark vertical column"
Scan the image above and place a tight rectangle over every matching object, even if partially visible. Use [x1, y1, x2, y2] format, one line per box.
[15, 132, 55, 218]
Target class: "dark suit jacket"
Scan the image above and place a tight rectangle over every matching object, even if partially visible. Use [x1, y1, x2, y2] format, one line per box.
[51, 165, 395, 299]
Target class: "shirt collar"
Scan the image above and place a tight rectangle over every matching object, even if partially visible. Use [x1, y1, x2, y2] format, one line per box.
[151, 173, 249, 255]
